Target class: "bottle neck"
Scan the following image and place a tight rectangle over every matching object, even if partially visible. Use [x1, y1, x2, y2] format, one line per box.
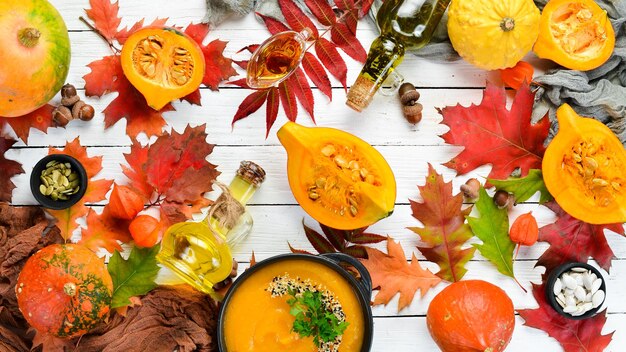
[346, 35, 405, 111]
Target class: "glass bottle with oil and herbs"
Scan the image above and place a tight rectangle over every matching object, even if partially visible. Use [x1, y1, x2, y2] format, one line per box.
[346, 0, 451, 111]
[157, 161, 266, 296]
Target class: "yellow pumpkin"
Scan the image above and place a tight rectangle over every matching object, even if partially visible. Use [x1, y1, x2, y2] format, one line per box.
[120, 27, 205, 111]
[447, 0, 541, 70]
[533, 0, 615, 71]
[277, 122, 396, 230]
[542, 104, 626, 224]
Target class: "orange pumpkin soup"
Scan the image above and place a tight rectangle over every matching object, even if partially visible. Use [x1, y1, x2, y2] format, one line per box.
[223, 259, 365, 352]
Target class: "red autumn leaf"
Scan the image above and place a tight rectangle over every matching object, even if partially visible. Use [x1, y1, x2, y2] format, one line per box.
[278, 0, 319, 38]
[115, 18, 168, 44]
[85, 0, 121, 42]
[0, 137, 24, 202]
[47, 138, 114, 240]
[440, 82, 550, 181]
[344, 245, 368, 258]
[302, 52, 332, 100]
[79, 207, 133, 253]
[303, 221, 336, 254]
[122, 125, 220, 225]
[315, 38, 348, 89]
[287, 67, 315, 120]
[266, 88, 280, 138]
[288, 242, 314, 255]
[258, 13, 290, 35]
[360, 238, 442, 311]
[279, 80, 298, 122]
[84, 55, 172, 138]
[518, 283, 614, 352]
[0, 104, 56, 143]
[537, 202, 625, 274]
[331, 22, 367, 63]
[408, 164, 476, 282]
[185, 23, 238, 90]
[232, 90, 270, 126]
[304, 0, 336, 26]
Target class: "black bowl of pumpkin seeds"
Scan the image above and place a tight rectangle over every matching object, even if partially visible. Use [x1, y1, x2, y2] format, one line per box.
[30, 154, 88, 210]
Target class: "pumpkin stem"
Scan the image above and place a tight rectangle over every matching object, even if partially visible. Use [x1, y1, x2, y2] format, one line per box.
[63, 282, 77, 296]
[18, 28, 41, 48]
[500, 17, 515, 32]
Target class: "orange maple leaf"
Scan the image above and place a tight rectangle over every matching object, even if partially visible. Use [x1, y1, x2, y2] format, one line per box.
[47, 138, 113, 240]
[79, 207, 133, 253]
[360, 237, 442, 312]
[0, 104, 56, 143]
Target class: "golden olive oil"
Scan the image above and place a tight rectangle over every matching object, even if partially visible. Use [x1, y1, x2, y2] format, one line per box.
[346, 0, 451, 111]
[157, 161, 266, 295]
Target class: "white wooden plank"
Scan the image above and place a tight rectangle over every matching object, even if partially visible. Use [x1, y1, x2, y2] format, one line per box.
[370, 315, 623, 351]
[3, 88, 486, 147]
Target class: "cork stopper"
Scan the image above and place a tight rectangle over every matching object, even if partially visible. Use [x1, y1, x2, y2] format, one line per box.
[236, 161, 266, 187]
[346, 75, 377, 112]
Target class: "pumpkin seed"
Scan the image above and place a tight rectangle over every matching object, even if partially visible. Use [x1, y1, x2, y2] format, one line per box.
[321, 144, 336, 157]
[334, 155, 348, 168]
[308, 191, 319, 200]
[592, 178, 609, 187]
[46, 160, 58, 168]
[350, 205, 358, 217]
[39, 184, 47, 194]
[315, 178, 326, 188]
[348, 160, 360, 170]
[39, 161, 80, 201]
[583, 157, 598, 170]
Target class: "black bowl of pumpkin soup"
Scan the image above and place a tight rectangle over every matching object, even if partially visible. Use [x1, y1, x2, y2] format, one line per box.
[218, 253, 374, 352]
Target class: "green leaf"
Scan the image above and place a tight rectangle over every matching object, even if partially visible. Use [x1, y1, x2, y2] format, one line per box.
[489, 169, 552, 204]
[467, 188, 516, 279]
[286, 288, 348, 346]
[108, 245, 160, 308]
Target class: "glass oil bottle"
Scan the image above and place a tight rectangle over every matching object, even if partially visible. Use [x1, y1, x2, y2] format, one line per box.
[346, 0, 451, 111]
[156, 161, 266, 296]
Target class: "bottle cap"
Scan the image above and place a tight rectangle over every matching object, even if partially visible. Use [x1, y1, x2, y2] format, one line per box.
[237, 161, 266, 186]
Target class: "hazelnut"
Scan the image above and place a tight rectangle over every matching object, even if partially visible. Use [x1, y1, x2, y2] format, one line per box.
[61, 84, 77, 99]
[494, 190, 514, 210]
[460, 178, 480, 200]
[52, 106, 72, 127]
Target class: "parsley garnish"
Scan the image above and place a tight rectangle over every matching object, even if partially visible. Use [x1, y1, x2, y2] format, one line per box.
[286, 288, 349, 347]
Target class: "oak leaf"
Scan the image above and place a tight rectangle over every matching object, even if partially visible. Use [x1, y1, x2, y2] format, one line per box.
[489, 169, 552, 204]
[439, 82, 550, 181]
[0, 137, 24, 202]
[518, 283, 613, 352]
[360, 238, 441, 312]
[408, 164, 475, 282]
[0, 104, 56, 143]
[467, 188, 517, 280]
[122, 124, 220, 225]
[47, 138, 114, 240]
[537, 202, 625, 274]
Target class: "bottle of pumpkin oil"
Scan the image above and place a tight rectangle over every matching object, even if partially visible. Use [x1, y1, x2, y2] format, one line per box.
[346, 0, 451, 112]
[157, 161, 266, 296]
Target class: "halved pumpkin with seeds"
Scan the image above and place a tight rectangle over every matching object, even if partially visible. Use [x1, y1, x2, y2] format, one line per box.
[543, 104, 626, 224]
[278, 122, 396, 230]
[120, 27, 205, 110]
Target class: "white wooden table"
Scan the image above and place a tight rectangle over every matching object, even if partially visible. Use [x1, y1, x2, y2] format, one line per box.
[4, 1, 626, 350]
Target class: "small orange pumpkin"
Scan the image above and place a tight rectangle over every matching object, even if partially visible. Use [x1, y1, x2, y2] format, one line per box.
[15, 244, 113, 338]
[533, 0, 615, 71]
[120, 27, 205, 110]
[427, 280, 515, 352]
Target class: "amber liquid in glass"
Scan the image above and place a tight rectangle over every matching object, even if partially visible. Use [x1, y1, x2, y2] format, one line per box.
[247, 31, 308, 89]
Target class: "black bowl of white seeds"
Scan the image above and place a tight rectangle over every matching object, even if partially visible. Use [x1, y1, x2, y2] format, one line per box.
[545, 262, 606, 320]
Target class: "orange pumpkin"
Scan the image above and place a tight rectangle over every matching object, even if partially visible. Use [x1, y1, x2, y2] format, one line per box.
[533, 0, 615, 71]
[0, 0, 71, 117]
[120, 27, 205, 110]
[542, 104, 626, 224]
[427, 280, 515, 352]
[277, 122, 396, 230]
[15, 244, 113, 338]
